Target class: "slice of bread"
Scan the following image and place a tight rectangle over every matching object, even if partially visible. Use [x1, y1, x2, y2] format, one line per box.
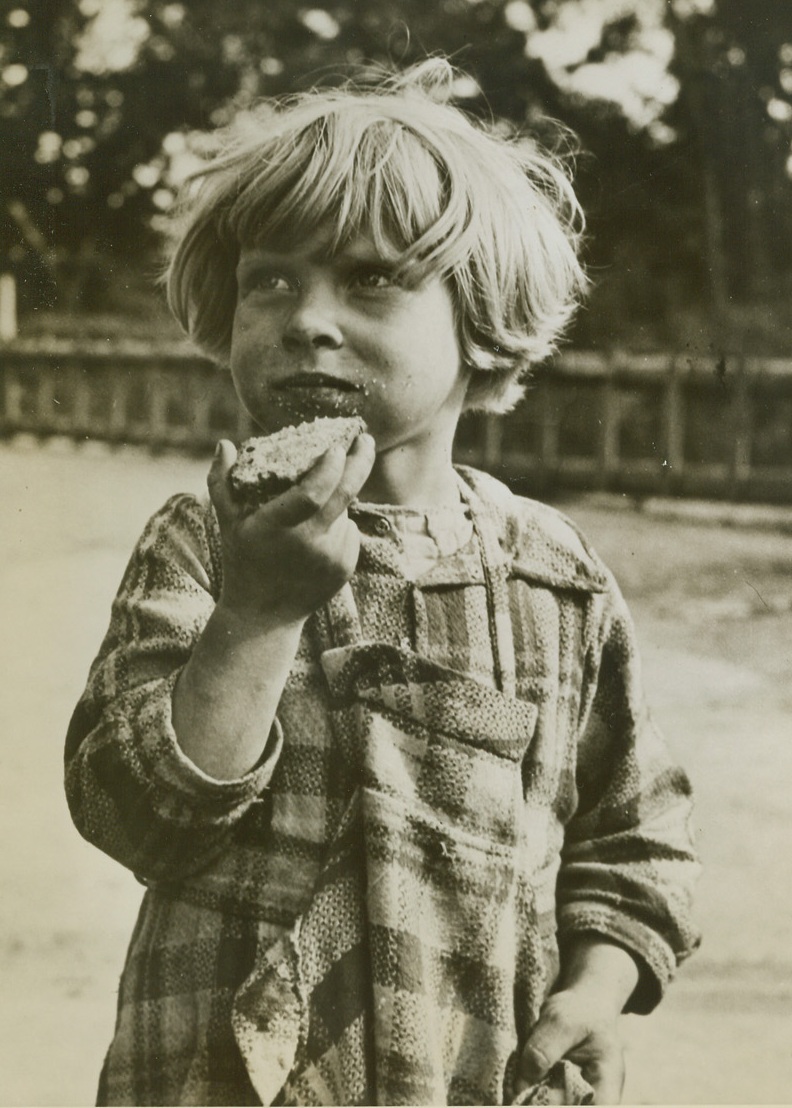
[229, 416, 367, 504]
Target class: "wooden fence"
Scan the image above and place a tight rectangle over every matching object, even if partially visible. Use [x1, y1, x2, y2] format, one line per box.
[2, 340, 791, 502]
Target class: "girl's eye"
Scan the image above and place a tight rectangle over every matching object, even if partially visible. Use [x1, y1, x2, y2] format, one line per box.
[352, 268, 400, 290]
[253, 272, 293, 293]
[239, 268, 296, 296]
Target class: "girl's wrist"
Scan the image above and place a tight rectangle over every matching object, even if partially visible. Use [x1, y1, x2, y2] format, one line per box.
[213, 595, 308, 639]
[556, 935, 640, 1015]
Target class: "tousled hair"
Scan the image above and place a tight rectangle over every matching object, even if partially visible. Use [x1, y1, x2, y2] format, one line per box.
[164, 58, 588, 413]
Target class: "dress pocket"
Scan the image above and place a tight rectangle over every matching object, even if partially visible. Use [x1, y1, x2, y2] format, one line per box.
[321, 642, 539, 847]
[361, 786, 521, 1104]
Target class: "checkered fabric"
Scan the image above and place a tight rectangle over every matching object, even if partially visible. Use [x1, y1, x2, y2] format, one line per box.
[65, 467, 700, 1106]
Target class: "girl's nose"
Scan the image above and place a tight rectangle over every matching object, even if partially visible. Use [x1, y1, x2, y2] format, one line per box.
[282, 287, 343, 351]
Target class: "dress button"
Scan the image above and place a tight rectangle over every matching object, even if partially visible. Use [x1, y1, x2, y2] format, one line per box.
[427, 833, 454, 864]
[373, 517, 391, 536]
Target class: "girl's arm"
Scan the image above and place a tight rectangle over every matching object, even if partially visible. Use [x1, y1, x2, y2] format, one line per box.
[554, 573, 701, 1012]
[65, 435, 375, 882]
[64, 492, 278, 884]
[171, 605, 304, 780]
[171, 435, 374, 779]
[517, 571, 700, 1103]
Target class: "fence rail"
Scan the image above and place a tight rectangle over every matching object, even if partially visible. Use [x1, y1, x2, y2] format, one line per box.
[2, 341, 791, 502]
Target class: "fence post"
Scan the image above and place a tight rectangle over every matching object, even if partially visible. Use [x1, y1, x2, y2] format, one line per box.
[188, 366, 213, 448]
[663, 355, 685, 489]
[3, 362, 23, 426]
[35, 362, 57, 433]
[106, 365, 130, 441]
[482, 415, 503, 469]
[147, 365, 169, 448]
[0, 274, 17, 342]
[539, 382, 559, 482]
[598, 358, 620, 488]
[71, 363, 93, 436]
[730, 353, 752, 498]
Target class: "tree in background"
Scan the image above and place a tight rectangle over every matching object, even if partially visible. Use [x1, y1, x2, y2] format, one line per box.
[670, 0, 792, 351]
[3, 0, 792, 352]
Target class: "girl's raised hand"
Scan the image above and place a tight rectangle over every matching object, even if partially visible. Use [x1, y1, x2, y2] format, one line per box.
[208, 432, 376, 625]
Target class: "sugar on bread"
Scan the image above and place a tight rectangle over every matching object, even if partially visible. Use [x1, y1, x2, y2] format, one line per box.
[229, 416, 367, 504]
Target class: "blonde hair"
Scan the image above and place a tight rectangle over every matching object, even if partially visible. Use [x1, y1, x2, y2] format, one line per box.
[164, 58, 588, 412]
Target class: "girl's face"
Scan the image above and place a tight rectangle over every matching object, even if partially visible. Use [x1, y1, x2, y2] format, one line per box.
[229, 230, 470, 454]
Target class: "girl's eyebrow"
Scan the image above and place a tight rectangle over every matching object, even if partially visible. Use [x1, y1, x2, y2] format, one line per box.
[335, 252, 400, 275]
[339, 240, 405, 269]
[236, 247, 303, 275]
[237, 243, 402, 275]
[235, 254, 278, 280]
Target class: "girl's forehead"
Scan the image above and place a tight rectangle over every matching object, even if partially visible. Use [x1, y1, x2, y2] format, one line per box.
[240, 225, 403, 264]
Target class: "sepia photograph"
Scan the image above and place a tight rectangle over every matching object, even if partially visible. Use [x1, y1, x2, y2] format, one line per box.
[1, 1, 791, 1105]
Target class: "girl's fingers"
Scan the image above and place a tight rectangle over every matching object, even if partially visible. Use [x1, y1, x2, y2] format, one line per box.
[315, 433, 376, 525]
[265, 444, 349, 528]
[207, 440, 238, 521]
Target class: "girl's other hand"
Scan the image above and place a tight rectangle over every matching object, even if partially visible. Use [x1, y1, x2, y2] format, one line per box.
[208, 431, 376, 625]
[516, 988, 625, 1104]
[516, 938, 639, 1104]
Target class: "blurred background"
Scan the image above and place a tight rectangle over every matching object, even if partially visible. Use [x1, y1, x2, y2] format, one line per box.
[1, 1, 792, 1104]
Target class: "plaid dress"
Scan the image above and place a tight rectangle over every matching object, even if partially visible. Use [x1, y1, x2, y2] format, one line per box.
[65, 467, 700, 1106]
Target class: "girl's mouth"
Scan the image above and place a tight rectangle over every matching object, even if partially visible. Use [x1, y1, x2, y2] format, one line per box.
[276, 373, 361, 392]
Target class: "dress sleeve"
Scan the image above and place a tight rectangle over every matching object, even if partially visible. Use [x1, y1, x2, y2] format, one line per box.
[556, 569, 702, 1014]
[64, 493, 282, 883]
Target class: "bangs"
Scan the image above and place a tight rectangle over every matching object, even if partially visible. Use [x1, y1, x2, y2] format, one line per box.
[222, 103, 472, 279]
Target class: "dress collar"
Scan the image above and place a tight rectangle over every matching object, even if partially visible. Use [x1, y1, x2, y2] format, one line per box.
[454, 467, 608, 594]
[349, 467, 608, 594]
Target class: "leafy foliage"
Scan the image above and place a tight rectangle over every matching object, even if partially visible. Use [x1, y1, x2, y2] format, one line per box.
[3, 0, 792, 350]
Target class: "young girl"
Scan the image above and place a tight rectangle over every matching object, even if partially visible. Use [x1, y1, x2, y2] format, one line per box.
[65, 59, 700, 1106]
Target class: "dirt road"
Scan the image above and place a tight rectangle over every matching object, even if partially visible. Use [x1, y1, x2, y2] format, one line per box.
[1, 439, 791, 1105]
